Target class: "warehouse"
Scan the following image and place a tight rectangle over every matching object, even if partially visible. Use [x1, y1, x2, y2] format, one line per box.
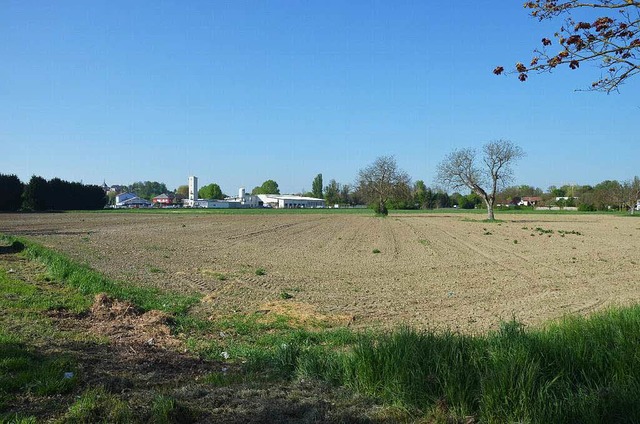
[257, 194, 325, 209]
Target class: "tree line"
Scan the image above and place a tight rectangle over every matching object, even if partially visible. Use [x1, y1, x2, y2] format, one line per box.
[0, 174, 106, 212]
[322, 139, 640, 219]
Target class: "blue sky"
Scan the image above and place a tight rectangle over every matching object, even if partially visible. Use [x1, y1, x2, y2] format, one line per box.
[1, 1, 638, 194]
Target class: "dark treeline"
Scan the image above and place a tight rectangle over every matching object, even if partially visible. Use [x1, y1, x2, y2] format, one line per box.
[0, 174, 106, 212]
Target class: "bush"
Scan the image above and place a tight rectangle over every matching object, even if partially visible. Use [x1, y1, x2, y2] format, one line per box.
[578, 203, 596, 212]
[372, 202, 388, 216]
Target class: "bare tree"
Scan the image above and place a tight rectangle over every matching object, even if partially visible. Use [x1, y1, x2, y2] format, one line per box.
[623, 176, 640, 213]
[436, 140, 525, 220]
[494, 1, 640, 93]
[357, 155, 411, 216]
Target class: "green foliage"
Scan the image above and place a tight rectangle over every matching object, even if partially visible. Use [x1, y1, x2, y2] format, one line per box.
[251, 180, 280, 195]
[60, 387, 132, 423]
[324, 179, 341, 205]
[412, 180, 428, 209]
[0, 174, 23, 212]
[458, 192, 482, 209]
[372, 201, 388, 216]
[175, 185, 189, 198]
[372, 249, 381, 254]
[198, 183, 224, 200]
[255, 268, 266, 276]
[283, 307, 640, 422]
[279, 291, 293, 300]
[21, 176, 106, 211]
[149, 395, 195, 424]
[578, 203, 596, 212]
[129, 181, 168, 200]
[0, 332, 77, 402]
[311, 173, 323, 199]
[21, 176, 48, 211]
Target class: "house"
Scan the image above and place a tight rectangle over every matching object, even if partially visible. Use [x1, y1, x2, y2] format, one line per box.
[518, 196, 542, 207]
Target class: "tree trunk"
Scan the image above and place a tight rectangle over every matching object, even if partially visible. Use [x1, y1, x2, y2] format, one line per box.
[486, 206, 495, 221]
[484, 197, 495, 220]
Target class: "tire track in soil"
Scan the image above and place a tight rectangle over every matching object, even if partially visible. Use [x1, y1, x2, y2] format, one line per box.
[386, 219, 400, 257]
[430, 224, 531, 278]
[396, 218, 439, 256]
[397, 216, 560, 274]
[226, 217, 326, 241]
[405, 216, 562, 276]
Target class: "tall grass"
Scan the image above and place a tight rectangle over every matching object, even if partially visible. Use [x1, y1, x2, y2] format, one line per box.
[266, 311, 640, 422]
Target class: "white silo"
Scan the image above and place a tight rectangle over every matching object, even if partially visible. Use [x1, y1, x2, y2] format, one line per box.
[189, 176, 198, 201]
[239, 187, 246, 199]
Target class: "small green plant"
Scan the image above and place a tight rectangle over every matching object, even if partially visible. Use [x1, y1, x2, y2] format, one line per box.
[372, 249, 381, 254]
[61, 387, 132, 423]
[513, 240, 518, 244]
[255, 268, 266, 276]
[535, 227, 553, 234]
[280, 291, 293, 300]
[483, 231, 492, 236]
[149, 395, 195, 424]
[148, 266, 164, 274]
[558, 230, 582, 236]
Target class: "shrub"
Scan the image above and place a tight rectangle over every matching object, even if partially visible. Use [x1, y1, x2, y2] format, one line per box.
[578, 203, 596, 212]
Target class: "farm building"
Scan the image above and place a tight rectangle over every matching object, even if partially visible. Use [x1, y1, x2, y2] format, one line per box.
[115, 193, 152, 208]
[181, 176, 324, 209]
[224, 188, 263, 208]
[256, 194, 325, 208]
[518, 196, 542, 207]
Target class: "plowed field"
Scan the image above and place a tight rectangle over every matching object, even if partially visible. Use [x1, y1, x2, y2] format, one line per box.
[2, 211, 639, 332]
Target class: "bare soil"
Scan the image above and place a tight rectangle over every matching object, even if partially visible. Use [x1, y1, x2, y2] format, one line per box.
[2, 211, 640, 333]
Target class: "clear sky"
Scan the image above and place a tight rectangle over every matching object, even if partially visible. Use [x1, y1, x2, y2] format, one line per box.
[1, 1, 638, 195]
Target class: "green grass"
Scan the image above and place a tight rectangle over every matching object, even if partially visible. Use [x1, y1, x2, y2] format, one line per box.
[269, 311, 640, 422]
[58, 387, 132, 424]
[0, 236, 200, 316]
[0, 269, 79, 420]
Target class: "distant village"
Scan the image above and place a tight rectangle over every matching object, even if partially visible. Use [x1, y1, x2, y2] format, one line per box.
[107, 176, 326, 209]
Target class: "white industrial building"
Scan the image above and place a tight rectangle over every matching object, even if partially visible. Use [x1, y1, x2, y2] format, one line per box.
[256, 194, 325, 208]
[182, 176, 325, 209]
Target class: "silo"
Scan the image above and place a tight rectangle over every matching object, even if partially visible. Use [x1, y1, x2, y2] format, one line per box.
[239, 187, 246, 199]
[189, 176, 198, 201]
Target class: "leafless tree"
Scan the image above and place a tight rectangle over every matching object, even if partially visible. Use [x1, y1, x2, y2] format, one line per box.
[494, 1, 640, 93]
[436, 140, 525, 220]
[623, 176, 640, 213]
[357, 155, 411, 216]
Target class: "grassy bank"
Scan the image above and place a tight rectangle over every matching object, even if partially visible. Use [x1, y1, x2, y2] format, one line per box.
[1, 235, 639, 422]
